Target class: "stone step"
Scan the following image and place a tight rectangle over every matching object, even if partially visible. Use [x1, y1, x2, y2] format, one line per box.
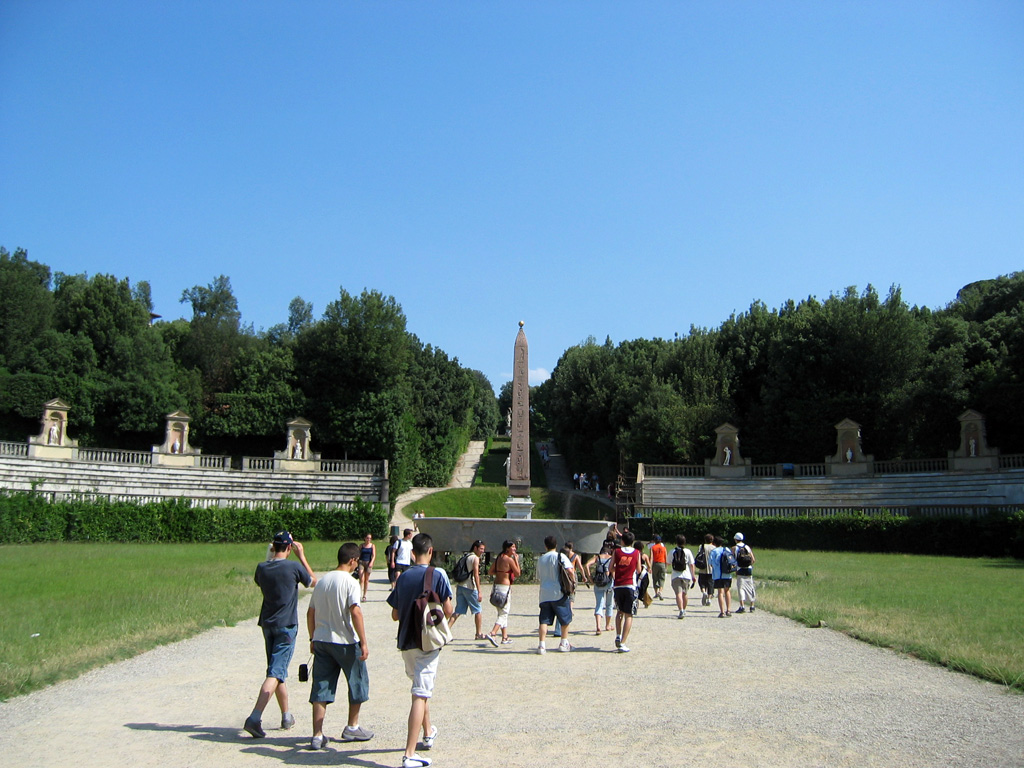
[638, 470, 1024, 509]
[0, 455, 384, 505]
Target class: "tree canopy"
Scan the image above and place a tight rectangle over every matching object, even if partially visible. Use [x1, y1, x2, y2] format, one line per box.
[536, 277, 1024, 483]
[2, 244, 1019, 499]
[0, 250, 497, 498]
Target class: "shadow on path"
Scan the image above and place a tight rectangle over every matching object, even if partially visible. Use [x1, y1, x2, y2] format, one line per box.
[126, 722, 395, 766]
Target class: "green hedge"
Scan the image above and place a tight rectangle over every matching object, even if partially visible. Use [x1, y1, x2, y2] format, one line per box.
[644, 510, 1024, 559]
[0, 491, 389, 544]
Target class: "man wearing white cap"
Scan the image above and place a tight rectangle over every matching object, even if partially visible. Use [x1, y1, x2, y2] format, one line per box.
[733, 533, 757, 614]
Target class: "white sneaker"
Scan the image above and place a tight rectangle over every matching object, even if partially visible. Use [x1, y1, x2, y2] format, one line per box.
[558, 640, 571, 653]
[402, 755, 432, 768]
[536, 644, 546, 655]
[618, 644, 631, 653]
[422, 725, 437, 750]
[678, 610, 685, 619]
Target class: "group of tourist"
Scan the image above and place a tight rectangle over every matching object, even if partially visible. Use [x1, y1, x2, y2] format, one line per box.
[246, 529, 445, 767]
[243, 526, 756, 767]
[667, 532, 757, 618]
[572, 471, 600, 492]
[444, 528, 757, 655]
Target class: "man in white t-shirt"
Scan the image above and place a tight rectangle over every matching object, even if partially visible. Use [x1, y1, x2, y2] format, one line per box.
[395, 529, 414, 576]
[306, 542, 373, 750]
[536, 536, 575, 654]
[732, 532, 757, 614]
[669, 534, 697, 619]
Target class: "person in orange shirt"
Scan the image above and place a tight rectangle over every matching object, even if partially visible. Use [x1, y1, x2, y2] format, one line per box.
[649, 535, 668, 601]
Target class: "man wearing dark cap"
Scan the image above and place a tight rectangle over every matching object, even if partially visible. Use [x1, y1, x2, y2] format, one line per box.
[244, 531, 317, 738]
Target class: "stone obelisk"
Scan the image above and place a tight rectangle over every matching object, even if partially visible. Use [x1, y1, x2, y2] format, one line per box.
[505, 321, 534, 519]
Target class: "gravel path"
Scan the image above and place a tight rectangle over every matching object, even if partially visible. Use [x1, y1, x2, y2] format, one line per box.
[2, 577, 1022, 768]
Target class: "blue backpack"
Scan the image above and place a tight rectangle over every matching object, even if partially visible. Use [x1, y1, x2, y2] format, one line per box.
[720, 547, 737, 575]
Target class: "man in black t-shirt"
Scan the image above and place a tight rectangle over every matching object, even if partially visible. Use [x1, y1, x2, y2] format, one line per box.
[243, 531, 316, 738]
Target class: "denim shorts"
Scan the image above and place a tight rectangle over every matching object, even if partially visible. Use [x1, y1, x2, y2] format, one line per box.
[262, 624, 298, 682]
[455, 585, 482, 615]
[538, 595, 573, 627]
[309, 641, 369, 705]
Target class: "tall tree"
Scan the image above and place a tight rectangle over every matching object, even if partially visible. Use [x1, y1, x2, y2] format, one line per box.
[177, 275, 247, 397]
[467, 369, 500, 440]
[0, 247, 53, 370]
[294, 287, 411, 456]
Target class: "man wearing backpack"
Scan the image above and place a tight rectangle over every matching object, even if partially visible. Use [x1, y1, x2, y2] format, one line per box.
[709, 535, 736, 618]
[694, 533, 716, 606]
[387, 533, 453, 768]
[448, 540, 485, 639]
[536, 536, 575, 654]
[669, 534, 696, 619]
[732, 532, 757, 613]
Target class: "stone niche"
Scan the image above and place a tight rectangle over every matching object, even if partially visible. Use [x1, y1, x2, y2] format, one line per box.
[826, 418, 873, 475]
[707, 423, 751, 478]
[28, 398, 79, 459]
[274, 417, 319, 471]
[152, 411, 200, 467]
[949, 409, 999, 470]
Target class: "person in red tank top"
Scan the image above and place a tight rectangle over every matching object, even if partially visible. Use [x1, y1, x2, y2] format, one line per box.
[611, 530, 640, 653]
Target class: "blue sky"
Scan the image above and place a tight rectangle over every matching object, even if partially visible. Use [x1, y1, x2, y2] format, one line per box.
[2, 2, 1022, 391]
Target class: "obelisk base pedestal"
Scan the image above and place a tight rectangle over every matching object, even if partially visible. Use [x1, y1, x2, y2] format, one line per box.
[504, 497, 534, 520]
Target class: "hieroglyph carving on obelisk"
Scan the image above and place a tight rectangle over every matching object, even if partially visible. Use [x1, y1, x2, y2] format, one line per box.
[507, 321, 531, 499]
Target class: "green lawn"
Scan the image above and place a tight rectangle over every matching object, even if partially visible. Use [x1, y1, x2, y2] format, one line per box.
[0, 540, 367, 701]
[474, 437, 548, 488]
[755, 549, 1024, 690]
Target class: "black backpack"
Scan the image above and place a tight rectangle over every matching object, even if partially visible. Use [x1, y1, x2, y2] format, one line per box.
[671, 547, 688, 571]
[736, 545, 753, 568]
[694, 545, 708, 571]
[593, 556, 611, 587]
[451, 553, 472, 583]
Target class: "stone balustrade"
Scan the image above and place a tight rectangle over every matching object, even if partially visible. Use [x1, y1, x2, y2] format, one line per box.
[635, 461, 1024, 517]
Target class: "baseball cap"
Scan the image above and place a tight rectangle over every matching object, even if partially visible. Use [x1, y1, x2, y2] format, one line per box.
[273, 530, 294, 546]
[734, 532, 744, 541]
